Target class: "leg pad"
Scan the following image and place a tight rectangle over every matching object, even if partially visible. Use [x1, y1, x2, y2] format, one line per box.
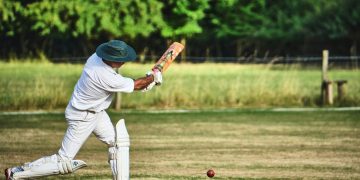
[108, 119, 130, 180]
[12, 155, 86, 179]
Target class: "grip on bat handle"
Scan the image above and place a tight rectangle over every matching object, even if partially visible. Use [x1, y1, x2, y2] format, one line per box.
[153, 64, 164, 72]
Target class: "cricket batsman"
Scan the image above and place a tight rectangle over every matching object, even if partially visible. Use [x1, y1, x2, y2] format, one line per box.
[4, 40, 162, 180]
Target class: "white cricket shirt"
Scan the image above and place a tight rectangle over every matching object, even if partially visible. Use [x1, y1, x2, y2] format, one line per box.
[68, 53, 134, 112]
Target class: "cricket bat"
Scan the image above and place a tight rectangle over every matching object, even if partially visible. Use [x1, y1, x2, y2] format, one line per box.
[153, 42, 184, 73]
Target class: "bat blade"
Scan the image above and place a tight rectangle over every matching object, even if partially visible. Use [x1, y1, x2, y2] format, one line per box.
[153, 42, 184, 73]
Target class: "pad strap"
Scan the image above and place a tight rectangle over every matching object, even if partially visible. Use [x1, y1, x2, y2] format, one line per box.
[58, 160, 73, 174]
[109, 152, 116, 161]
[116, 137, 130, 147]
[108, 146, 117, 163]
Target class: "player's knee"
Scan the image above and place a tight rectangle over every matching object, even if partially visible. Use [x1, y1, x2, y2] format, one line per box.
[102, 138, 116, 147]
[95, 129, 115, 146]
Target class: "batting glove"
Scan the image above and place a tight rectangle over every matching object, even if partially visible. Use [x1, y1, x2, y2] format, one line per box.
[148, 68, 162, 85]
[142, 82, 156, 92]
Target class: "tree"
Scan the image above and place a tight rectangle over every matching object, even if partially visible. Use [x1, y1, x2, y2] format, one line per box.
[0, 0, 22, 36]
[208, 0, 321, 57]
[0, 0, 25, 57]
[161, 0, 209, 61]
[304, 0, 360, 66]
[10, 0, 164, 57]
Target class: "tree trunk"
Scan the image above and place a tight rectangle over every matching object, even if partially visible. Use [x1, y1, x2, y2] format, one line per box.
[205, 47, 210, 62]
[350, 40, 358, 69]
[139, 47, 148, 64]
[236, 39, 243, 57]
[236, 39, 243, 62]
[180, 37, 186, 62]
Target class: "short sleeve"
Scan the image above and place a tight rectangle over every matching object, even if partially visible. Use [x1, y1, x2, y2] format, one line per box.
[99, 72, 135, 93]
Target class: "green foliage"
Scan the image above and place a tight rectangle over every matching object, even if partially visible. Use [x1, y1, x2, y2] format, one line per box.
[210, 0, 268, 38]
[0, 0, 359, 58]
[25, 0, 68, 36]
[22, 0, 164, 39]
[304, 0, 360, 39]
[0, 0, 23, 36]
[93, 0, 164, 39]
[0, 0, 19, 22]
[210, 0, 320, 40]
[161, 0, 209, 38]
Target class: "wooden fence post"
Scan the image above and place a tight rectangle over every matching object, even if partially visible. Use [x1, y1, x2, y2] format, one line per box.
[336, 80, 348, 101]
[322, 50, 329, 81]
[321, 50, 333, 105]
[180, 38, 186, 62]
[115, 91, 122, 110]
[114, 68, 122, 110]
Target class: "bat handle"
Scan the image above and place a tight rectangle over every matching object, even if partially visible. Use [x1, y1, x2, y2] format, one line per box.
[153, 64, 163, 72]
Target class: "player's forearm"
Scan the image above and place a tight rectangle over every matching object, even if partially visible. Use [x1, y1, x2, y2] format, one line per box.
[133, 75, 154, 90]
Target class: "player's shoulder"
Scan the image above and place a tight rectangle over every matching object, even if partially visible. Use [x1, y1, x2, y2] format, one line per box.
[85, 53, 101, 67]
[85, 54, 113, 73]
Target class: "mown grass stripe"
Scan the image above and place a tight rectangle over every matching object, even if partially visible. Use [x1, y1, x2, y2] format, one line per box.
[1, 107, 359, 115]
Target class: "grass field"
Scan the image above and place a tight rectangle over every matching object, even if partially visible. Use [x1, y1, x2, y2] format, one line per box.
[1, 110, 359, 179]
[1, 62, 360, 111]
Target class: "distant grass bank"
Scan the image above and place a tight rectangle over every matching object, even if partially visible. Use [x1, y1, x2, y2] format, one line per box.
[0, 61, 359, 111]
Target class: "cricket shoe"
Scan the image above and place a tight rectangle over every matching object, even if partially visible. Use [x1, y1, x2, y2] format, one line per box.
[4, 166, 23, 180]
[4, 168, 14, 180]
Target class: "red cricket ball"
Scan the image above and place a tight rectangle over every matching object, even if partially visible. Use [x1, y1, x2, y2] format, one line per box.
[207, 169, 215, 178]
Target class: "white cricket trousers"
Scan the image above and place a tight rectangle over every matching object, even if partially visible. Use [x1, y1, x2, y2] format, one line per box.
[58, 104, 116, 160]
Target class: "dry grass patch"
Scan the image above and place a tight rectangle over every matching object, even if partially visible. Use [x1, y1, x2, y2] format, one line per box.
[0, 110, 359, 179]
